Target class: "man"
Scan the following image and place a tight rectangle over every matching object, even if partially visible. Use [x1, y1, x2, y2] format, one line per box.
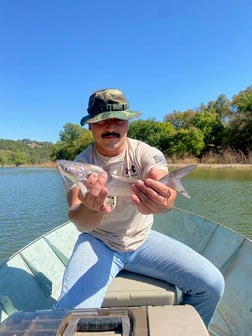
[55, 88, 224, 328]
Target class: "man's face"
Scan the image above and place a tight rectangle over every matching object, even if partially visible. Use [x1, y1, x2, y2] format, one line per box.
[89, 118, 129, 156]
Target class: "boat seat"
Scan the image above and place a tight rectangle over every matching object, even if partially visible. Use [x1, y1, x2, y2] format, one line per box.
[102, 270, 179, 307]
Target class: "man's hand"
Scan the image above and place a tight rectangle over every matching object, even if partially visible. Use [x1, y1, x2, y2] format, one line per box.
[66, 172, 112, 232]
[78, 172, 112, 213]
[131, 167, 176, 214]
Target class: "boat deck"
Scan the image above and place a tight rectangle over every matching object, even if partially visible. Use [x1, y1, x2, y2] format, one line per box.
[1, 207, 252, 335]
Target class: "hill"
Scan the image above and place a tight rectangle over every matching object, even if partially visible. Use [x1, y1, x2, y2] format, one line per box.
[0, 139, 53, 166]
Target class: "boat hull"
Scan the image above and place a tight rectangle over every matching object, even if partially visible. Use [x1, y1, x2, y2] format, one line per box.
[0, 207, 251, 335]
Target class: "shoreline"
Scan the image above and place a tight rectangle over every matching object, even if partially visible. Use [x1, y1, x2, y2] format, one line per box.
[168, 163, 252, 169]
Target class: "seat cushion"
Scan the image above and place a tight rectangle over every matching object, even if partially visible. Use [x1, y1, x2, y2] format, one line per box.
[102, 271, 178, 307]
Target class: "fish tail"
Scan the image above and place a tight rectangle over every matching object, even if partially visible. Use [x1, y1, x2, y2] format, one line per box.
[161, 165, 196, 198]
[171, 177, 191, 198]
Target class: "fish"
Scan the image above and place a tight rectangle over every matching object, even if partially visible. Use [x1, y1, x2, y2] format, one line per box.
[57, 160, 196, 199]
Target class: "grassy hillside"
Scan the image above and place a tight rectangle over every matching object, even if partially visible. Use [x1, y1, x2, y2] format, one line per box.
[0, 139, 53, 166]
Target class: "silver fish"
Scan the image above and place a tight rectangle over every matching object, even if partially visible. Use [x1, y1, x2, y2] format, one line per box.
[57, 160, 196, 198]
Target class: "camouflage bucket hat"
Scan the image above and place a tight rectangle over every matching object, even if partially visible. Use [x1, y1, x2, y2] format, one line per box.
[80, 88, 141, 125]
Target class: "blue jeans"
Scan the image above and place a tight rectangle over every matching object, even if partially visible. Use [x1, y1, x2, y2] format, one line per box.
[55, 230, 224, 327]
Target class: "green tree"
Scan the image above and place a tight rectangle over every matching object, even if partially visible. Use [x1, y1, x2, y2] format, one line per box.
[59, 123, 84, 143]
[164, 110, 195, 129]
[51, 123, 93, 160]
[128, 119, 175, 152]
[11, 151, 30, 166]
[205, 94, 231, 124]
[227, 86, 252, 154]
[169, 128, 205, 158]
[0, 151, 9, 165]
[192, 110, 224, 149]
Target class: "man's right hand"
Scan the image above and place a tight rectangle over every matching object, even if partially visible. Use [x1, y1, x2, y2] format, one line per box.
[78, 172, 112, 213]
[66, 173, 112, 232]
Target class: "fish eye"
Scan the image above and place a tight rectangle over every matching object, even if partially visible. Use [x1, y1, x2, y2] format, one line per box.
[64, 167, 70, 172]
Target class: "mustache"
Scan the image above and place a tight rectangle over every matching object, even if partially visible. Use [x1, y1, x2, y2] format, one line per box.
[101, 132, 120, 138]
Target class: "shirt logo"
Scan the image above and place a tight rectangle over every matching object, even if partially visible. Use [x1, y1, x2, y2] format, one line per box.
[125, 165, 138, 177]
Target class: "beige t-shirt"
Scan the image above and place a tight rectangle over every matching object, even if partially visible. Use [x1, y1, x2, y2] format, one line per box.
[75, 138, 168, 252]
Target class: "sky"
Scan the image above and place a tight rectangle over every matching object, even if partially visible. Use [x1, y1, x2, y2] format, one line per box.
[0, 0, 252, 143]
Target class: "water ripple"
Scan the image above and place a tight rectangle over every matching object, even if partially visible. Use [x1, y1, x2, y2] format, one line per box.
[0, 167, 251, 265]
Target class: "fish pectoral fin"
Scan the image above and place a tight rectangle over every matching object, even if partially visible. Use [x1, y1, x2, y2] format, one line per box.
[78, 181, 88, 196]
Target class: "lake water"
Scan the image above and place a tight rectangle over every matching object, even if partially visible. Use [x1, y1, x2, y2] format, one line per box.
[0, 167, 68, 265]
[175, 167, 252, 239]
[0, 166, 251, 265]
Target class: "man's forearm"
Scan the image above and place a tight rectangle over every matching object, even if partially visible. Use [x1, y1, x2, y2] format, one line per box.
[68, 202, 105, 232]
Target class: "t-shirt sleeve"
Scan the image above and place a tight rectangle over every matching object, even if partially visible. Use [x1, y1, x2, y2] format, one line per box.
[136, 142, 168, 177]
